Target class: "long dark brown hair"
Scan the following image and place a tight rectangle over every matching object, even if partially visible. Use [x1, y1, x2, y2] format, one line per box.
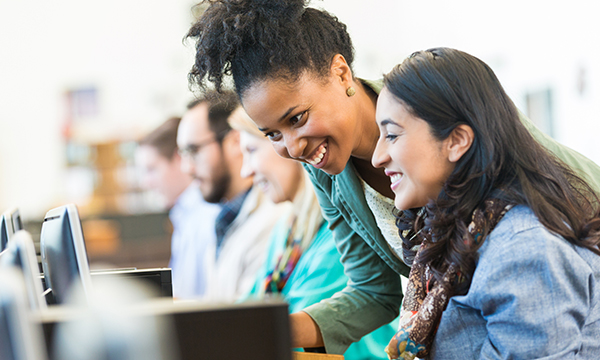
[387, 48, 600, 295]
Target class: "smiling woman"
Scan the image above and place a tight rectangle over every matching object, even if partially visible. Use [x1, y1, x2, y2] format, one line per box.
[372, 91, 468, 211]
[185, 0, 600, 357]
[239, 72, 378, 175]
[375, 47, 600, 360]
[228, 107, 398, 360]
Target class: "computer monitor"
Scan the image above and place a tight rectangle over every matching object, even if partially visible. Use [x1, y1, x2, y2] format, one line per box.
[41, 298, 292, 360]
[1, 208, 22, 252]
[0, 268, 49, 360]
[39, 204, 93, 305]
[0, 231, 48, 311]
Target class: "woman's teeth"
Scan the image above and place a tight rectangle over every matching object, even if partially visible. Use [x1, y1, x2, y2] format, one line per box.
[391, 173, 403, 183]
[307, 143, 327, 166]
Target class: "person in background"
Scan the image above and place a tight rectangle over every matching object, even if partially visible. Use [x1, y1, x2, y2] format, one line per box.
[373, 48, 600, 359]
[185, 0, 600, 354]
[177, 91, 282, 301]
[229, 106, 397, 360]
[135, 116, 220, 299]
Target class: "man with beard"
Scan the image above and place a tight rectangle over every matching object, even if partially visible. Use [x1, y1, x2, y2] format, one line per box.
[136, 116, 221, 299]
[177, 91, 284, 301]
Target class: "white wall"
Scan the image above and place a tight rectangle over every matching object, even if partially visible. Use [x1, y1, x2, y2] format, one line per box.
[1, 0, 599, 219]
[0, 0, 199, 219]
[322, 0, 600, 161]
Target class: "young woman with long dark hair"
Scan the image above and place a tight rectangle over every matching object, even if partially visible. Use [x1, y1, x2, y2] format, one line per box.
[373, 47, 600, 360]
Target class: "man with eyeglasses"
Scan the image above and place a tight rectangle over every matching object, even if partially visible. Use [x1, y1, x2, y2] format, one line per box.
[135, 116, 221, 299]
[177, 91, 284, 301]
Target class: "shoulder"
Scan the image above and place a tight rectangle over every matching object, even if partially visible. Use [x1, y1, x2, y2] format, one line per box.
[479, 205, 600, 275]
[482, 205, 565, 257]
[488, 205, 543, 237]
[304, 223, 336, 257]
[359, 78, 383, 95]
[242, 186, 275, 214]
[233, 188, 288, 232]
[302, 162, 361, 193]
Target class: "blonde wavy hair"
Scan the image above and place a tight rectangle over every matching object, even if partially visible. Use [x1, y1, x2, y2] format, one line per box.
[228, 106, 324, 255]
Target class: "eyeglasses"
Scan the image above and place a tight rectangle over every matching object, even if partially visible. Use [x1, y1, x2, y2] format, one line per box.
[178, 130, 230, 160]
[178, 137, 218, 160]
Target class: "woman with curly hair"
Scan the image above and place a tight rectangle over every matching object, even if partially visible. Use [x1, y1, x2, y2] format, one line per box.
[186, 0, 600, 355]
[229, 106, 396, 359]
[373, 48, 600, 359]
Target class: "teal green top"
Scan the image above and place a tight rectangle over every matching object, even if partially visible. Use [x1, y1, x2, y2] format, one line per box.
[302, 79, 600, 355]
[242, 220, 398, 359]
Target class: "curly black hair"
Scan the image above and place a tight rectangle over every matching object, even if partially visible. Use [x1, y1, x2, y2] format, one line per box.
[186, 0, 355, 97]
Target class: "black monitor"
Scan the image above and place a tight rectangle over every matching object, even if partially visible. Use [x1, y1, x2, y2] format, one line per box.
[1, 208, 22, 252]
[39, 204, 93, 305]
[0, 268, 48, 360]
[41, 299, 292, 360]
[0, 231, 47, 311]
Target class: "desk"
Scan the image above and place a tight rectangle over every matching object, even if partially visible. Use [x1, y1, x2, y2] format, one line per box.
[293, 352, 344, 359]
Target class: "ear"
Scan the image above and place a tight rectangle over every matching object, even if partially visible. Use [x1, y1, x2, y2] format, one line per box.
[330, 54, 354, 88]
[446, 124, 474, 163]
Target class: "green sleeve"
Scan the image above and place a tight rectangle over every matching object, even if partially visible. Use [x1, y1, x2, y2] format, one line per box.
[302, 170, 402, 355]
[521, 111, 600, 193]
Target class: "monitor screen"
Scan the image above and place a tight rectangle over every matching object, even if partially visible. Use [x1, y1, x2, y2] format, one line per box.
[0, 301, 17, 360]
[12, 209, 23, 234]
[0, 268, 48, 360]
[40, 204, 92, 305]
[0, 231, 47, 311]
[1, 208, 20, 252]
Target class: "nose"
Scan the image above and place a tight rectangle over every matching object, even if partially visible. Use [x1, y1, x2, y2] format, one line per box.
[371, 136, 390, 169]
[283, 133, 307, 159]
[240, 155, 254, 179]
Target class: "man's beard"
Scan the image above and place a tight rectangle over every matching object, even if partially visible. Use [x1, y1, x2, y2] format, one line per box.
[202, 170, 231, 204]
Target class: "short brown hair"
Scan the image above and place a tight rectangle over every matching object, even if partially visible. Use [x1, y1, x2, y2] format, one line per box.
[187, 90, 239, 141]
[138, 116, 181, 159]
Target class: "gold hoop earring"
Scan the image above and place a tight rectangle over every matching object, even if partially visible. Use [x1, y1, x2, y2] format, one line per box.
[346, 87, 356, 97]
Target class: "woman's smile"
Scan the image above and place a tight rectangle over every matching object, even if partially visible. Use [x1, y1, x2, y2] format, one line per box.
[306, 141, 328, 167]
[385, 170, 404, 191]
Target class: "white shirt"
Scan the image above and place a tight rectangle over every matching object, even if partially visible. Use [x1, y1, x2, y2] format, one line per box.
[360, 176, 405, 263]
[204, 186, 288, 302]
[169, 184, 221, 299]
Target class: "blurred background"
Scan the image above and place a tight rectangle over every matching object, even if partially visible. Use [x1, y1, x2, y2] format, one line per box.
[1, 0, 598, 268]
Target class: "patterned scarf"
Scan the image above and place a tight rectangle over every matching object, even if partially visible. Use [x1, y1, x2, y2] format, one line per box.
[263, 215, 304, 293]
[385, 198, 513, 360]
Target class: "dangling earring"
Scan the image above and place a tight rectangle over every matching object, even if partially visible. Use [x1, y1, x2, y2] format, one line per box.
[346, 87, 356, 97]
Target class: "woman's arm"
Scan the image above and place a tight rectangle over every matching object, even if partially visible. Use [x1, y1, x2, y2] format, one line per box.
[290, 311, 324, 348]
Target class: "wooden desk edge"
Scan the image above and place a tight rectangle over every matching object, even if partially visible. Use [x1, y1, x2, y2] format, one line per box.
[292, 351, 344, 359]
